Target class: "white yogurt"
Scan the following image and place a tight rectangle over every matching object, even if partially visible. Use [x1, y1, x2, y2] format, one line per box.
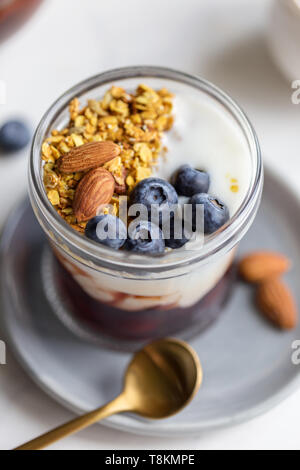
[155, 91, 251, 217]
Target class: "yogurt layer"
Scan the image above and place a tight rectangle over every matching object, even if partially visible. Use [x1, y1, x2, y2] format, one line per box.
[155, 90, 251, 217]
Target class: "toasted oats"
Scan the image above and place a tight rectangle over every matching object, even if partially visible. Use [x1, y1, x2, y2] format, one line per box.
[102, 90, 113, 110]
[134, 142, 152, 163]
[126, 174, 135, 190]
[69, 98, 80, 121]
[104, 156, 122, 174]
[85, 122, 96, 135]
[155, 115, 168, 131]
[111, 86, 125, 99]
[71, 134, 84, 147]
[42, 142, 52, 159]
[74, 115, 85, 127]
[42, 83, 174, 231]
[47, 189, 60, 206]
[58, 142, 70, 154]
[136, 167, 152, 181]
[109, 99, 129, 116]
[88, 99, 106, 116]
[47, 135, 65, 144]
[61, 207, 73, 215]
[44, 170, 59, 188]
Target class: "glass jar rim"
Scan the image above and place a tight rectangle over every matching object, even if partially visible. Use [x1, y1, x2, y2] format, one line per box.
[29, 65, 263, 272]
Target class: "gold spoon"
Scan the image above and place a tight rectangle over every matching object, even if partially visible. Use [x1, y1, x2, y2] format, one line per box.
[15, 338, 202, 450]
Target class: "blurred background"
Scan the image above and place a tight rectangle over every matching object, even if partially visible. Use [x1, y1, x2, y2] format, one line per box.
[0, 0, 300, 450]
[0, 0, 300, 230]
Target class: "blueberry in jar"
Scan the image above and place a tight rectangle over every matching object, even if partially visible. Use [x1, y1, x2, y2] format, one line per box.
[85, 214, 127, 250]
[125, 220, 165, 254]
[190, 193, 229, 234]
[173, 164, 210, 197]
[0, 120, 31, 153]
[130, 177, 178, 225]
[163, 216, 193, 249]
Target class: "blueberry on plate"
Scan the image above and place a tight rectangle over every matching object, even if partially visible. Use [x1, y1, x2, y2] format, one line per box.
[125, 220, 165, 254]
[190, 193, 229, 234]
[130, 177, 178, 224]
[173, 164, 210, 197]
[163, 216, 192, 249]
[0, 120, 31, 153]
[85, 214, 127, 250]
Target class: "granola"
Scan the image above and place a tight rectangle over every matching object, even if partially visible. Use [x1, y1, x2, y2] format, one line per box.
[42, 84, 174, 232]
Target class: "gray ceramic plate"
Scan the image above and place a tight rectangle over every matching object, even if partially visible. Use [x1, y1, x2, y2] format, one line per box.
[1, 166, 300, 436]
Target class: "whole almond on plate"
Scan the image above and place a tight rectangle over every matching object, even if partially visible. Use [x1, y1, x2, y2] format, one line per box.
[57, 141, 120, 174]
[73, 167, 115, 222]
[238, 251, 290, 283]
[257, 278, 297, 329]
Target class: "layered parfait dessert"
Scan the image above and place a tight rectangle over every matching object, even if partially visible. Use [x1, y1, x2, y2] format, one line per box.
[30, 67, 262, 347]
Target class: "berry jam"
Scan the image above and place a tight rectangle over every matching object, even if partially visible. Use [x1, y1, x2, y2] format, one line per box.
[52, 255, 236, 345]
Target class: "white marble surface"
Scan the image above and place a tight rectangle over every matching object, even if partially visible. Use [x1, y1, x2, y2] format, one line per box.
[0, 0, 300, 450]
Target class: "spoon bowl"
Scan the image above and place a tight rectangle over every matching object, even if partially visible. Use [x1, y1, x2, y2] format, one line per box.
[15, 338, 202, 450]
[124, 338, 202, 419]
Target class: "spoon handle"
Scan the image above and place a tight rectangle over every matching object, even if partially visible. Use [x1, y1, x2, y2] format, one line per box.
[14, 394, 129, 450]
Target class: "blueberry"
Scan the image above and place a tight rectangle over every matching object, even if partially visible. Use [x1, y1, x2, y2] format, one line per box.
[85, 214, 127, 250]
[0, 120, 31, 153]
[163, 216, 192, 249]
[125, 220, 165, 254]
[190, 193, 229, 234]
[173, 165, 210, 197]
[130, 177, 178, 224]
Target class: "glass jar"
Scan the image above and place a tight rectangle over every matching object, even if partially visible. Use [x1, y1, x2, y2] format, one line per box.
[29, 66, 263, 350]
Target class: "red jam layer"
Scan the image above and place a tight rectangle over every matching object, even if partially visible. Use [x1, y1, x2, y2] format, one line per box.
[53, 256, 236, 343]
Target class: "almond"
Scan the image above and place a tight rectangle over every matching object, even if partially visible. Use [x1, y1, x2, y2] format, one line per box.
[257, 278, 297, 329]
[57, 141, 120, 174]
[73, 167, 115, 222]
[238, 251, 290, 283]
